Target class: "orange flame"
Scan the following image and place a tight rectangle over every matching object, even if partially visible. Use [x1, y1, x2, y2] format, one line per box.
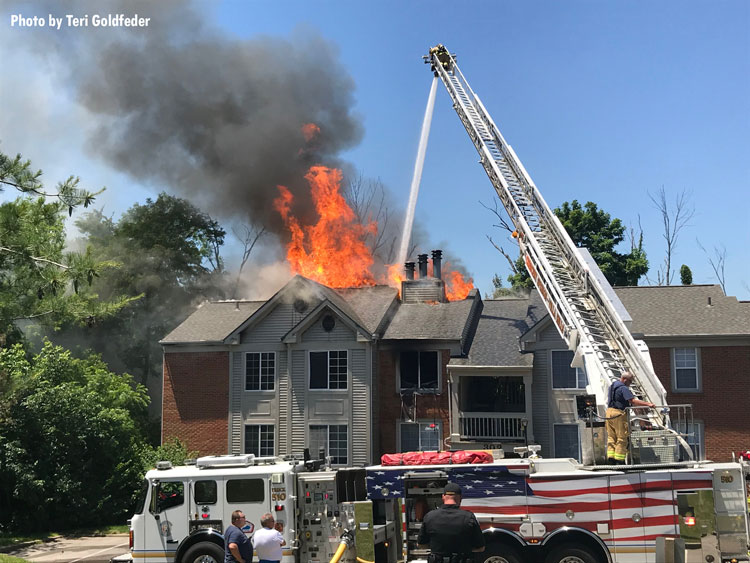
[274, 166, 376, 288]
[444, 268, 474, 301]
[302, 123, 320, 142]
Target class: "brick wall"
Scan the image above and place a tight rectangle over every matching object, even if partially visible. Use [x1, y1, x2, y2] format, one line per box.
[650, 345, 750, 462]
[376, 349, 451, 458]
[162, 351, 230, 456]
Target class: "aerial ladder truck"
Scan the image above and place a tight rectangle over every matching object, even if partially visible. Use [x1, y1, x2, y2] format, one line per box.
[425, 44, 690, 465]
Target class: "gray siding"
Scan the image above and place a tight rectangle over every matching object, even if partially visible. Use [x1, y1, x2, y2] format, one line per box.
[351, 348, 369, 465]
[242, 303, 297, 343]
[302, 316, 356, 342]
[531, 347, 551, 455]
[291, 349, 306, 455]
[229, 351, 244, 454]
[277, 351, 289, 455]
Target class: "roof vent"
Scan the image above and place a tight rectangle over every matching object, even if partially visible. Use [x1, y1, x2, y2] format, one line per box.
[322, 314, 336, 332]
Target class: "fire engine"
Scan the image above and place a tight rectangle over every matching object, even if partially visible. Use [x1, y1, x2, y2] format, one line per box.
[119, 44, 750, 563]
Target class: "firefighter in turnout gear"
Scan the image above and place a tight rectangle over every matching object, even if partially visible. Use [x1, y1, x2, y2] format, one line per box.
[606, 372, 655, 464]
[417, 482, 485, 563]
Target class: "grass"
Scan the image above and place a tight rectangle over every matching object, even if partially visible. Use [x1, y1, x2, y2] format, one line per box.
[0, 524, 128, 549]
[0, 555, 31, 563]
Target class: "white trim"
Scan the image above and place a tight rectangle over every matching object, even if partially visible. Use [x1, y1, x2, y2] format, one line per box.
[671, 347, 702, 392]
[308, 350, 349, 391]
[243, 423, 276, 457]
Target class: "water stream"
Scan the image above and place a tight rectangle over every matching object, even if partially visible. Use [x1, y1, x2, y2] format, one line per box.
[397, 76, 438, 267]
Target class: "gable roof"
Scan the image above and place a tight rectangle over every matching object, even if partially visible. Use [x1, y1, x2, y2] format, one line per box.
[334, 285, 398, 334]
[160, 301, 264, 344]
[382, 291, 479, 341]
[450, 292, 545, 368]
[613, 284, 750, 337]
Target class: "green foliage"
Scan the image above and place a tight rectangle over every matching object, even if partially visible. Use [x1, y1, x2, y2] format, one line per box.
[0, 341, 150, 532]
[680, 264, 693, 285]
[139, 437, 197, 471]
[487, 273, 516, 298]
[506, 200, 649, 289]
[0, 151, 136, 343]
[48, 194, 228, 394]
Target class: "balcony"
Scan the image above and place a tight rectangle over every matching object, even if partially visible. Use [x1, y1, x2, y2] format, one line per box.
[458, 412, 527, 441]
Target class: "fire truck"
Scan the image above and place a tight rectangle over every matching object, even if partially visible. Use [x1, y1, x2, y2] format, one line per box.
[121, 45, 749, 563]
[125, 450, 749, 563]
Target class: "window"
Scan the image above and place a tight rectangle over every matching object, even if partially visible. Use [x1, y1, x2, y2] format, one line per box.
[672, 348, 700, 391]
[309, 424, 348, 464]
[310, 351, 347, 390]
[245, 352, 275, 391]
[226, 479, 265, 503]
[554, 424, 581, 461]
[194, 480, 217, 504]
[675, 420, 704, 460]
[551, 350, 587, 389]
[399, 422, 441, 452]
[459, 376, 526, 413]
[399, 351, 439, 391]
[245, 424, 275, 457]
[157, 481, 184, 511]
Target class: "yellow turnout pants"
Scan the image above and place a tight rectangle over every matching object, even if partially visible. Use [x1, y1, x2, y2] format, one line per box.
[606, 407, 628, 462]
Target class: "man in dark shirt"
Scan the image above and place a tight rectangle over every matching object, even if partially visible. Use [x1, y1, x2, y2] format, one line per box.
[225, 510, 253, 563]
[417, 482, 485, 562]
[606, 372, 655, 464]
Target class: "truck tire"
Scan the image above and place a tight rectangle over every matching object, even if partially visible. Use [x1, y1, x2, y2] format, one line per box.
[181, 542, 224, 563]
[544, 544, 600, 563]
[478, 544, 522, 563]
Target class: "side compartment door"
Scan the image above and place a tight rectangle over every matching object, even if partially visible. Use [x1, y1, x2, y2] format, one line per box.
[225, 476, 271, 538]
[608, 473, 649, 563]
[713, 467, 750, 558]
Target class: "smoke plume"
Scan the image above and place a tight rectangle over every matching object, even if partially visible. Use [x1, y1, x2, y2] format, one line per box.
[3, 0, 364, 237]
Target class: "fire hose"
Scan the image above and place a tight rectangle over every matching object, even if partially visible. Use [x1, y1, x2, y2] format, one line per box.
[327, 530, 375, 563]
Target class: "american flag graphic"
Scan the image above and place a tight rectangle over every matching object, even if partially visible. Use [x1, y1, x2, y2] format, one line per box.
[366, 463, 715, 563]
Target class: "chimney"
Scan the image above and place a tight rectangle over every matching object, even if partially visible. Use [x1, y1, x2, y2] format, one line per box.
[404, 262, 415, 280]
[431, 249, 442, 279]
[417, 254, 428, 278]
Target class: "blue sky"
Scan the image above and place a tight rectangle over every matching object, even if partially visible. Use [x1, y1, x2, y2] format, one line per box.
[1, 0, 748, 300]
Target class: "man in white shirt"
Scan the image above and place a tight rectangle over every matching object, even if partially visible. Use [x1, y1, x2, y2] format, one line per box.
[252, 512, 286, 563]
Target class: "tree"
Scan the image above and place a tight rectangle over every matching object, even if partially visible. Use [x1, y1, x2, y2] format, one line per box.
[486, 199, 648, 290]
[0, 341, 150, 531]
[50, 194, 228, 404]
[0, 152, 134, 345]
[697, 240, 727, 293]
[649, 187, 694, 285]
[680, 264, 693, 285]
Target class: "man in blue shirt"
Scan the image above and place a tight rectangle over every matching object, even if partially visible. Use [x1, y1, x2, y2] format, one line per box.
[225, 511, 253, 563]
[606, 372, 655, 464]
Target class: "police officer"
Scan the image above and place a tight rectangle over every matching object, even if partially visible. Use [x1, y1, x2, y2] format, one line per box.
[417, 482, 485, 563]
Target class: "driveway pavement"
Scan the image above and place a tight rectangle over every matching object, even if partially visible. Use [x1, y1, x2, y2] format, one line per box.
[5, 534, 129, 563]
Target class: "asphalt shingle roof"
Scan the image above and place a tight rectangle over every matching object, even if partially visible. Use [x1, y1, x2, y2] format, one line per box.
[334, 285, 398, 334]
[382, 298, 475, 340]
[613, 284, 750, 337]
[160, 301, 264, 344]
[450, 292, 545, 367]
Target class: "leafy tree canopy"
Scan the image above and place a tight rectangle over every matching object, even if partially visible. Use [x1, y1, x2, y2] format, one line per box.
[0, 151, 136, 344]
[507, 200, 648, 289]
[0, 341, 150, 532]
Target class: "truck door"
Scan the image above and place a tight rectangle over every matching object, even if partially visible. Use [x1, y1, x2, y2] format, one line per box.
[189, 477, 225, 534]
[608, 472, 651, 563]
[712, 467, 750, 559]
[224, 476, 270, 537]
[150, 479, 190, 560]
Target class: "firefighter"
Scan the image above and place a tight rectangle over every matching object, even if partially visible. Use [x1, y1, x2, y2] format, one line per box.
[417, 482, 485, 563]
[606, 372, 655, 464]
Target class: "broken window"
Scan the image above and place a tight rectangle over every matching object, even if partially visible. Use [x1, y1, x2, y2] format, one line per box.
[399, 351, 439, 391]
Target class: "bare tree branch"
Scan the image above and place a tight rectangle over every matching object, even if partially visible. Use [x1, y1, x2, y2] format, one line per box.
[486, 235, 519, 273]
[649, 186, 695, 285]
[696, 239, 727, 293]
[231, 224, 267, 299]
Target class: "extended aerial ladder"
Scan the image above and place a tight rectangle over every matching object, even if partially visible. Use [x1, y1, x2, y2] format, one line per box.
[425, 45, 689, 462]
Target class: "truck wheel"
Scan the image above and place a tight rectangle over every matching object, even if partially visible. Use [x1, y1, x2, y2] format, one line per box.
[544, 544, 600, 563]
[478, 545, 522, 563]
[182, 542, 224, 563]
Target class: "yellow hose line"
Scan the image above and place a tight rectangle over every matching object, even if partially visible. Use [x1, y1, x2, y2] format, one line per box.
[356, 557, 375, 563]
[329, 541, 348, 563]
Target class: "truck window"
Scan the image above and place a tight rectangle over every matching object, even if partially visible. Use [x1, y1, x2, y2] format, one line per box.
[158, 481, 184, 511]
[133, 479, 148, 515]
[195, 480, 217, 504]
[226, 479, 264, 503]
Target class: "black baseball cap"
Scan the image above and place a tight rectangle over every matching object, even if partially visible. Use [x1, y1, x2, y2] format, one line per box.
[444, 482, 462, 495]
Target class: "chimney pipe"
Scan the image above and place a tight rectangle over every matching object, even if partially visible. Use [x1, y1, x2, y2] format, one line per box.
[417, 254, 428, 278]
[404, 262, 415, 280]
[431, 249, 443, 280]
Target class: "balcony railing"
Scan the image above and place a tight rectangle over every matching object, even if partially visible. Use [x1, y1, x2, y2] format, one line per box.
[459, 412, 527, 441]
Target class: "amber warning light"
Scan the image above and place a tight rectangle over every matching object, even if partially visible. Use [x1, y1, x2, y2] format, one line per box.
[684, 516, 696, 526]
